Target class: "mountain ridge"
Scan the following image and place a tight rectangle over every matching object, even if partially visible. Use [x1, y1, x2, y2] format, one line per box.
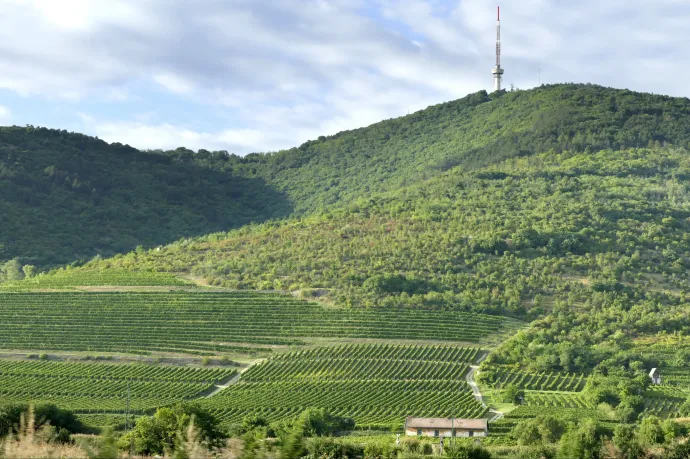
[4, 83, 690, 273]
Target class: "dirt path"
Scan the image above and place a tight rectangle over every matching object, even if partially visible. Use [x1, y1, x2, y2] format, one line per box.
[202, 358, 266, 398]
[466, 352, 504, 422]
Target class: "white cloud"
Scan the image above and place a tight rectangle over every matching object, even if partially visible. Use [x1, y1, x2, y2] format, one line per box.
[0, 0, 689, 153]
[0, 105, 11, 122]
[89, 121, 275, 154]
[152, 73, 194, 95]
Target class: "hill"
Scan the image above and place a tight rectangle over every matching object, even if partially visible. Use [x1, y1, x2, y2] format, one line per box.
[211, 83, 690, 212]
[69, 145, 690, 366]
[0, 126, 291, 269]
[5, 84, 690, 272]
[8, 84, 690, 451]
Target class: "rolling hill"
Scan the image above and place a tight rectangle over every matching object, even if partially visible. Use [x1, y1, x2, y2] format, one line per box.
[4, 83, 690, 271]
[6, 83, 690, 453]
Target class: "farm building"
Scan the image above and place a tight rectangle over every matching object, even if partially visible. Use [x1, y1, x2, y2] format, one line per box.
[404, 417, 488, 438]
[649, 368, 661, 385]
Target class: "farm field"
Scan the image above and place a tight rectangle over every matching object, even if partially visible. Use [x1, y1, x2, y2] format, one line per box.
[480, 367, 588, 392]
[0, 291, 520, 356]
[197, 343, 487, 429]
[0, 360, 235, 420]
[0, 269, 190, 289]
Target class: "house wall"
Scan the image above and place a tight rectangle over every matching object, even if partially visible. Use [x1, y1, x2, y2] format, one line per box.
[405, 428, 487, 437]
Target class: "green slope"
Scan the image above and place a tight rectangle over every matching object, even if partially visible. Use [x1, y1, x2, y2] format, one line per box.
[218, 83, 690, 212]
[0, 126, 292, 268]
[4, 84, 690, 272]
[79, 146, 690, 372]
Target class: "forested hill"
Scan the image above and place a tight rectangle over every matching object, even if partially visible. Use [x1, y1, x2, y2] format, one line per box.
[214, 83, 690, 212]
[4, 83, 690, 271]
[0, 127, 292, 268]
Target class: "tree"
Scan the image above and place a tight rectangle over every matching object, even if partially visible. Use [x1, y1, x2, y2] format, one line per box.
[22, 264, 36, 278]
[1, 258, 24, 281]
[557, 419, 602, 459]
[638, 416, 664, 446]
[445, 443, 492, 459]
[512, 419, 542, 445]
[118, 405, 224, 455]
[280, 410, 309, 459]
[503, 383, 524, 404]
[612, 424, 644, 459]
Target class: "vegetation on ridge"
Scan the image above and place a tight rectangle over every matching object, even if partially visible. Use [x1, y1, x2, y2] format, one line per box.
[5, 84, 690, 271]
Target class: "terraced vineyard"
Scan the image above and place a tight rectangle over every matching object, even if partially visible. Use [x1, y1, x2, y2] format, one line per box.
[198, 344, 487, 429]
[523, 391, 592, 409]
[1, 269, 189, 289]
[481, 368, 588, 391]
[0, 292, 519, 355]
[0, 360, 235, 412]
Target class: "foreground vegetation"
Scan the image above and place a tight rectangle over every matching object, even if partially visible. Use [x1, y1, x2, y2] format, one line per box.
[6, 403, 690, 459]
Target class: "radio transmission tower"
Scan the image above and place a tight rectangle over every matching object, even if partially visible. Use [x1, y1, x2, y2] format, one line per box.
[492, 6, 505, 91]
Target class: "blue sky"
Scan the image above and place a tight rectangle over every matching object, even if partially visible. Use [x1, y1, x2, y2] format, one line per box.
[0, 0, 688, 155]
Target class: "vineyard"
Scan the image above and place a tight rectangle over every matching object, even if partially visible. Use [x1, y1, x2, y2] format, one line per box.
[1, 269, 189, 289]
[198, 344, 488, 429]
[0, 360, 235, 413]
[481, 368, 588, 391]
[523, 391, 592, 409]
[0, 292, 519, 355]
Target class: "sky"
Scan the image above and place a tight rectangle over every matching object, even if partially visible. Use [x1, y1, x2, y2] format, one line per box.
[0, 0, 688, 155]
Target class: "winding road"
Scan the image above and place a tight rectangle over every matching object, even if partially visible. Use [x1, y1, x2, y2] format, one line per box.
[466, 352, 504, 422]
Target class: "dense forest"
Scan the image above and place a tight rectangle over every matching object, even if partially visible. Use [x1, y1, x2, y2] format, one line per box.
[4, 84, 690, 272]
[0, 127, 291, 268]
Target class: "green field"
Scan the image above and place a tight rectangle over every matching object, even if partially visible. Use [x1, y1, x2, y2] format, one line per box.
[481, 368, 588, 392]
[1, 269, 190, 289]
[0, 291, 519, 356]
[198, 343, 487, 429]
[0, 360, 235, 412]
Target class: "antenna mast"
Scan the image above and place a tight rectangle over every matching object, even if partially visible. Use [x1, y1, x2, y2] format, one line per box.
[492, 6, 504, 91]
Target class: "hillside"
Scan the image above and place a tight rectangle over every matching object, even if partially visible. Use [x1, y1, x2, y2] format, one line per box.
[5, 84, 690, 272]
[211, 83, 690, 212]
[73, 145, 690, 368]
[0, 126, 291, 268]
[26, 139, 690, 445]
[8, 84, 690, 454]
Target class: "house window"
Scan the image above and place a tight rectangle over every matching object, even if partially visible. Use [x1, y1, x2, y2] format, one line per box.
[468, 431, 474, 438]
[417, 429, 422, 436]
[434, 430, 439, 437]
[452, 429, 456, 437]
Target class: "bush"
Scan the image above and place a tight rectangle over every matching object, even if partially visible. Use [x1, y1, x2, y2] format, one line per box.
[117, 404, 224, 455]
[445, 443, 492, 459]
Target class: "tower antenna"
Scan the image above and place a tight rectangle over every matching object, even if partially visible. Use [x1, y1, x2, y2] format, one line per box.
[492, 6, 504, 91]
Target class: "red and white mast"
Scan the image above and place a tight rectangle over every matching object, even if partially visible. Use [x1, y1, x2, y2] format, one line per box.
[492, 6, 504, 91]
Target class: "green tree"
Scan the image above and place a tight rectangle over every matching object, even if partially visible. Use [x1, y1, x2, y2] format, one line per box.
[557, 419, 602, 459]
[503, 383, 524, 404]
[118, 405, 223, 455]
[445, 443, 492, 459]
[1, 258, 24, 281]
[612, 424, 643, 459]
[638, 416, 664, 446]
[22, 264, 36, 278]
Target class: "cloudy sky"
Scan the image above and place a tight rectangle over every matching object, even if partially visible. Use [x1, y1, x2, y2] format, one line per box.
[0, 0, 687, 154]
